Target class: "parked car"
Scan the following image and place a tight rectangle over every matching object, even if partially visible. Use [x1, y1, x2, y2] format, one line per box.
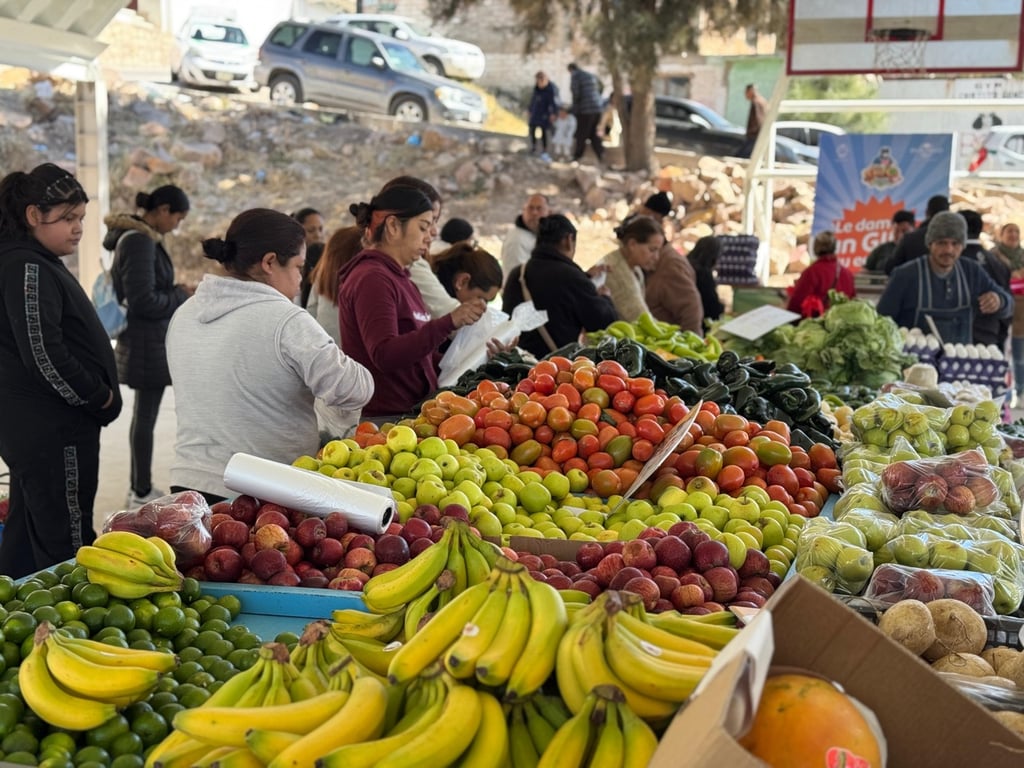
[171, 17, 258, 91]
[773, 121, 846, 148]
[646, 96, 816, 164]
[969, 125, 1024, 172]
[254, 21, 487, 125]
[325, 13, 485, 80]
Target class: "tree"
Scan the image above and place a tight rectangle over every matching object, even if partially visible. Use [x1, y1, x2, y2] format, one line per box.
[785, 76, 887, 133]
[430, 0, 788, 171]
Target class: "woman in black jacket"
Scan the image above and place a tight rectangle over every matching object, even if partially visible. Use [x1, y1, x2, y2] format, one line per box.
[687, 235, 725, 332]
[0, 163, 122, 577]
[104, 186, 192, 508]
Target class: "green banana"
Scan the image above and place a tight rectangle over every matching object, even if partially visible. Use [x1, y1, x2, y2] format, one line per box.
[331, 608, 405, 642]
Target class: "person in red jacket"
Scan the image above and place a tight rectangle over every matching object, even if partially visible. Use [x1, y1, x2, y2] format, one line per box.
[786, 231, 856, 317]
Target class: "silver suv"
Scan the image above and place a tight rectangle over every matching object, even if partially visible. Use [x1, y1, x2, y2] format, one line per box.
[254, 21, 487, 124]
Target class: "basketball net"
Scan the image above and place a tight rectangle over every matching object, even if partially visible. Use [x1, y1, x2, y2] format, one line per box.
[869, 28, 930, 77]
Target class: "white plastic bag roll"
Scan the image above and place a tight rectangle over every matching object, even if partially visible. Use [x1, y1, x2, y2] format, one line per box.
[223, 453, 394, 533]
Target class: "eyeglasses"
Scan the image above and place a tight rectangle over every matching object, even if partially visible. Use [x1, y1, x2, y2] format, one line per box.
[40, 174, 86, 206]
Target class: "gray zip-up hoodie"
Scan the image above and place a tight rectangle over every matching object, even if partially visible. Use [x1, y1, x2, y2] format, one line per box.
[166, 274, 373, 497]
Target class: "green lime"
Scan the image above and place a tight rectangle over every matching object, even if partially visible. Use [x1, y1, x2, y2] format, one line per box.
[204, 657, 236, 682]
[94, 626, 126, 643]
[0, 605, 9, 623]
[18, 635, 33, 660]
[151, 592, 181, 610]
[109, 730, 143, 758]
[40, 731, 76, 754]
[31, 606, 62, 627]
[177, 646, 203, 664]
[38, 745, 73, 762]
[0, 577, 16, 603]
[173, 660, 203, 683]
[152, 607, 186, 638]
[33, 570, 59, 588]
[130, 711, 168, 748]
[214, 594, 242, 619]
[47, 584, 71, 603]
[198, 619, 230, 636]
[59, 620, 89, 639]
[191, 630, 222, 654]
[1, 613, 36, 645]
[186, 670, 215, 688]
[232, 630, 262, 651]
[19, 713, 45, 737]
[76, 583, 111, 609]
[103, 605, 136, 633]
[274, 631, 300, 647]
[175, 685, 210, 710]
[171, 628, 198, 652]
[155, 702, 185, 723]
[182, 606, 200, 621]
[111, 755, 144, 768]
[61, 565, 90, 587]
[106, 597, 127, 609]
[53, 601, 81, 624]
[129, 603, 157, 633]
[125, 629, 152, 645]
[53, 561, 75, 580]
[147, 691, 177, 710]
[79, 606, 108, 634]
[15, 580, 45, 602]
[5, 751, 40, 765]
[0, 693, 25, 722]
[227, 647, 257, 670]
[187, 599, 211, 616]
[151, 637, 174, 653]
[73, 745, 111, 765]
[2, 727, 38, 755]
[129, 639, 157, 652]
[3, 598, 25, 613]
[180, 578, 201, 603]
[0, 706, 20, 739]
[21, 589, 55, 612]
[100, 636, 129, 649]
[182, 616, 201, 633]
[85, 713, 129, 749]
[199, 604, 232, 625]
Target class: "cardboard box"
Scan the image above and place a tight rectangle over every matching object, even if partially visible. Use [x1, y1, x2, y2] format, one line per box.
[650, 576, 1024, 767]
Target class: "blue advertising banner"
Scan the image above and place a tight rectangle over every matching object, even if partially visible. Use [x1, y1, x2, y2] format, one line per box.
[812, 134, 954, 273]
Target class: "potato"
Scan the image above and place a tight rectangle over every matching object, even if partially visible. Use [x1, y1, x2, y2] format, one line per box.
[877, 599, 936, 656]
[931, 653, 995, 677]
[981, 647, 1021, 677]
[923, 599, 988, 661]
[991, 711, 1024, 740]
[997, 652, 1024, 688]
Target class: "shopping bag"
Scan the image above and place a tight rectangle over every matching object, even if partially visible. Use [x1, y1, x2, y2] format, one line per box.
[91, 269, 126, 339]
[437, 303, 548, 387]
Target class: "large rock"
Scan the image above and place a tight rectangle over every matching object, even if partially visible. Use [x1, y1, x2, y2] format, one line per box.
[170, 141, 223, 168]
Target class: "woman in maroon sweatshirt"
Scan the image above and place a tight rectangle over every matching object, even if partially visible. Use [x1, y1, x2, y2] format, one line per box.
[338, 185, 486, 421]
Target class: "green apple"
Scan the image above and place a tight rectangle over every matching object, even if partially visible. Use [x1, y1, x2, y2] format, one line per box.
[618, 518, 648, 541]
[889, 534, 930, 568]
[436, 454, 460, 481]
[657, 487, 689, 508]
[901, 410, 929, 436]
[455, 480, 486, 507]
[698, 505, 729, 531]
[292, 454, 320, 471]
[719, 532, 748, 570]
[481, 480, 502, 499]
[759, 519, 785, 549]
[518, 470, 543, 486]
[687, 491, 714, 513]
[625, 500, 654, 521]
[949, 404, 975, 427]
[408, 457, 442, 482]
[993, 579, 1024, 615]
[443, 438, 461, 456]
[579, 509, 606, 526]
[415, 478, 447, 507]
[501, 475, 526, 495]
[480, 457, 508, 483]
[318, 464, 339, 477]
[385, 425, 418, 454]
[828, 524, 867, 549]
[519, 482, 553, 515]
[944, 424, 970, 449]
[354, 458, 386, 476]
[345, 446, 366, 469]
[758, 505, 789, 529]
[319, 440, 351, 468]
[543, 472, 571, 501]
[417, 436, 448, 460]
[439, 490, 472, 511]
[364, 444, 392, 469]
[567, 468, 589, 494]
[861, 427, 889, 447]
[647, 513, 682, 531]
[513, 513, 534, 528]
[797, 564, 836, 592]
[453, 467, 486, 487]
[738, 485, 770, 508]
[558, 515, 585, 535]
[804, 535, 844, 569]
[581, 522, 606, 538]
[473, 510, 503, 538]
[974, 399, 1001, 424]
[491, 502, 516, 526]
[735, 529, 762, 552]
[331, 466, 356, 480]
[530, 511, 554, 525]
[543, 527, 568, 540]
[503, 522, 528, 535]
[834, 548, 874, 586]
[389, 452, 417, 479]
[357, 469, 389, 487]
[391, 476, 417, 500]
[395, 500, 415, 522]
[692, 518, 720, 537]
[661, 503, 697, 522]
[929, 540, 968, 571]
[728, 499, 761, 524]
[569, 530, 598, 542]
[488, 487, 519, 508]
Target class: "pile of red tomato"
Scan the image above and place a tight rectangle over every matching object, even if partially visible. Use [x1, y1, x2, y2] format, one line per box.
[356, 355, 840, 511]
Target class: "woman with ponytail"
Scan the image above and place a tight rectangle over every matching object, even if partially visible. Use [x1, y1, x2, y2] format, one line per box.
[166, 208, 373, 502]
[104, 185, 193, 507]
[0, 163, 121, 576]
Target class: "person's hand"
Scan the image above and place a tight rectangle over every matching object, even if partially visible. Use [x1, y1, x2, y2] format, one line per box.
[597, 285, 612, 298]
[587, 264, 610, 279]
[451, 298, 487, 328]
[486, 336, 519, 358]
[979, 291, 1003, 314]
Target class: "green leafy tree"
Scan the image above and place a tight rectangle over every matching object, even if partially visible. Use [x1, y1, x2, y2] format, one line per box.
[430, 0, 788, 171]
[785, 76, 887, 133]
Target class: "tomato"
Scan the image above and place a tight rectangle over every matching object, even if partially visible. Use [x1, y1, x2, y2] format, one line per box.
[448, 395, 479, 417]
[555, 383, 582, 412]
[693, 409, 715, 433]
[576, 403, 602, 423]
[571, 418, 600, 440]
[766, 464, 799, 497]
[722, 429, 750, 448]
[628, 377, 656, 398]
[789, 447, 811, 470]
[756, 429, 789, 445]
[572, 367, 597, 390]
[722, 445, 759, 475]
[437, 414, 476, 446]
[517, 401, 547, 429]
[787, 502, 812, 517]
[556, 369, 574, 384]
[577, 433, 600, 459]
[581, 387, 610, 409]
[665, 397, 689, 424]
[510, 439, 543, 466]
[816, 467, 843, 494]
[635, 419, 666, 444]
[509, 392, 530, 410]
[481, 426, 512, 451]
[699, 401, 720, 417]
[675, 449, 700, 477]
[631, 438, 655, 463]
[616, 421, 637, 439]
[598, 425, 619, 449]
[808, 444, 838, 472]
[694, 446, 724, 479]
[548, 355, 572, 372]
[763, 420, 792, 442]
[534, 425, 554, 444]
[539, 394, 569, 411]
[473, 406, 491, 429]
[612, 390, 636, 413]
[712, 413, 748, 439]
[606, 434, 634, 467]
[563, 457, 588, 474]
[596, 360, 630, 378]
[591, 469, 622, 498]
[766, 484, 793, 505]
[793, 467, 816, 488]
[597, 374, 628, 396]
[551, 437, 578, 464]
[633, 394, 667, 417]
[532, 360, 559, 379]
[616, 467, 640, 493]
[546, 405, 573, 433]
[483, 409, 513, 431]
[533, 373, 556, 395]
[515, 378, 535, 395]
[587, 451, 615, 471]
[716, 464, 746, 493]
[751, 437, 793, 467]
[509, 423, 534, 445]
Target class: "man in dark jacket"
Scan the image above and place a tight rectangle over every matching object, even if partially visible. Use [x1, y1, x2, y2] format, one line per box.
[961, 209, 1011, 347]
[568, 62, 605, 163]
[528, 71, 559, 161]
[885, 194, 949, 275]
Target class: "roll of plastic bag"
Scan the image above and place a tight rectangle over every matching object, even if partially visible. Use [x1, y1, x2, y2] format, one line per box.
[223, 453, 394, 533]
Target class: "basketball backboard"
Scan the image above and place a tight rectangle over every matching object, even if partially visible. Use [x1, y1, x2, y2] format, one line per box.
[787, 0, 1024, 76]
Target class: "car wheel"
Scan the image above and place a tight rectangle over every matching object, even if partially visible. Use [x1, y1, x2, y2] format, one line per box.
[423, 57, 446, 77]
[269, 74, 301, 107]
[390, 96, 427, 122]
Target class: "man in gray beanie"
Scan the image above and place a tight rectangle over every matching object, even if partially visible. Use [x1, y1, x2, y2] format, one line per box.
[877, 210, 1012, 343]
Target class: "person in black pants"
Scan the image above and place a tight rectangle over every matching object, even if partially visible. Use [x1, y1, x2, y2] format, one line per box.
[0, 163, 122, 577]
[104, 186, 193, 508]
[568, 62, 605, 163]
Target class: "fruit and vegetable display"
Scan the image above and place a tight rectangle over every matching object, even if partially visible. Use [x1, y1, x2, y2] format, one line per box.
[586, 312, 723, 362]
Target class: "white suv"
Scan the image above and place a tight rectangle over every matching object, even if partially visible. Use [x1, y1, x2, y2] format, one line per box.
[326, 13, 485, 80]
[172, 17, 258, 91]
[970, 125, 1024, 172]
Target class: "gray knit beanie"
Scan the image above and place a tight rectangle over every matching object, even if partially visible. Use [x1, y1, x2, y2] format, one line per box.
[925, 211, 967, 246]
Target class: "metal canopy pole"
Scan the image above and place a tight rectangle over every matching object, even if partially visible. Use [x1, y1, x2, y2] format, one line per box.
[74, 64, 109, 294]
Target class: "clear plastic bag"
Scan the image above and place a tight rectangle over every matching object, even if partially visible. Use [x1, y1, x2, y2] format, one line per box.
[102, 490, 212, 571]
[879, 448, 1015, 518]
[437, 303, 547, 387]
[795, 532, 875, 596]
[864, 563, 997, 615]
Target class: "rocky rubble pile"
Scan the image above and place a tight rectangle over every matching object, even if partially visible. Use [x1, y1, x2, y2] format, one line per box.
[3, 72, 1024, 284]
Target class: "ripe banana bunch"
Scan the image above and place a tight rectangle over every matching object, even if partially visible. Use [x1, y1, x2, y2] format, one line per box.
[19, 622, 173, 730]
[386, 555, 565, 697]
[144, 641, 302, 768]
[505, 693, 572, 766]
[556, 590, 733, 722]
[318, 666, 505, 768]
[361, 519, 500, 616]
[330, 605, 405, 643]
[537, 685, 659, 768]
[76, 531, 182, 598]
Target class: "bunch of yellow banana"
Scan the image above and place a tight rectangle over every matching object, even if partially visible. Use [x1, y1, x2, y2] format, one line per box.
[18, 622, 176, 730]
[386, 555, 566, 699]
[316, 665, 506, 768]
[75, 531, 182, 599]
[556, 590, 738, 722]
[144, 642, 304, 768]
[504, 693, 572, 767]
[536, 685, 659, 768]
[361, 519, 500, 616]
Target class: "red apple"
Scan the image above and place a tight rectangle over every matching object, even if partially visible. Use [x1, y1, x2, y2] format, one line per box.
[254, 508, 290, 531]
[254, 523, 290, 552]
[347, 533, 375, 552]
[324, 512, 349, 539]
[328, 576, 365, 591]
[375, 534, 410, 565]
[283, 538, 304, 567]
[336, 567, 370, 585]
[344, 548, 378, 575]
[575, 542, 605, 571]
[267, 568, 301, 587]
[623, 576, 660, 610]
[409, 538, 434, 557]
[209, 500, 233, 516]
[621, 540, 657, 571]
[211, 519, 250, 550]
[210, 513, 234, 531]
[414, 504, 441, 525]
[608, 567, 646, 592]
[250, 548, 288, 580]
[400, 517, 432, 543]
[293, 517, 327, 549]
[240, 541, 257, 567]
[372, 563, 400, 576]
[229, 495, 260, 525]
[311, 537, 345, 567]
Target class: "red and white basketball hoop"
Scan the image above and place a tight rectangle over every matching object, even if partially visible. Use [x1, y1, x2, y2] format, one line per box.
[868, 27, 931, 76]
